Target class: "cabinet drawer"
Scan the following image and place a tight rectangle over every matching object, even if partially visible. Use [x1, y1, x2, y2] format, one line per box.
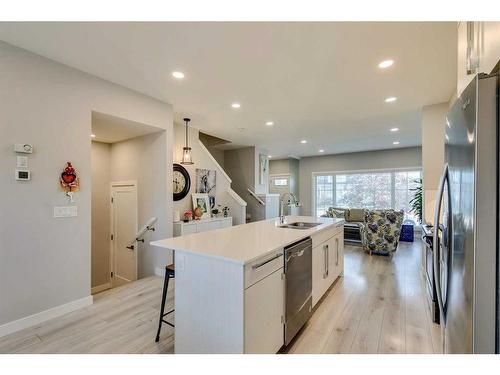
[312, 224, 343, 248]
[244, 250, 284, 289]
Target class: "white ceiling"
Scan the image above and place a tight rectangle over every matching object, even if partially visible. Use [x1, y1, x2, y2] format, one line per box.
[91, 111, 163, 143]
[0, 22, 457, 157]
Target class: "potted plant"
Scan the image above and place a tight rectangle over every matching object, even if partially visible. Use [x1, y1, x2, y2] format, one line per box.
[217, 205, 230, 218]
[409, 178, 423, 224]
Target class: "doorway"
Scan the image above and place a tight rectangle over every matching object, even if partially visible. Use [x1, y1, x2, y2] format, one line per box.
[110, 181, 138, 287]
[90, 111, 168, 295]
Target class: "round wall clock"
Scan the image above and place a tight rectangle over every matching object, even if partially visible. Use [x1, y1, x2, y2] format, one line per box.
[173, 163, 191, 201]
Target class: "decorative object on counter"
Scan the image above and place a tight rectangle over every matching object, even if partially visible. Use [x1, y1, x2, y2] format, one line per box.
[173, 163, 191, 201]
[192, 193, 211, 219]
[173, 210, 180, 222]
[60, 162, 79, 203]
[409, 178, 422, 223]
[183, 210, 193, 222]
[218, 205, 230, 218]
[196, 168, 216, 208]
[258, 154, 268, 184]
[181, 118, 194, 165]
[194, 206, 203, 220]
[211, 208, 219, 216]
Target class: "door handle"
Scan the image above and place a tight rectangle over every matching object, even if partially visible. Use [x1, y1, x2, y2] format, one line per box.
[433, 163, 448, 325]
[335, 238, 339, 266]
[323, 244, 328, 278]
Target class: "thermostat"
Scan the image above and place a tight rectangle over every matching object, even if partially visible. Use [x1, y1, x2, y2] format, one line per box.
[14, 143, 33, 154]
[15, 169, 31, 181]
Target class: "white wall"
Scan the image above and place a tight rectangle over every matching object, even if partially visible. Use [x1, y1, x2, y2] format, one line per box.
[298, 147, 422, 216]
[173, 123, 245, 225]
[0, 41, 173, 332]
[421, 103, 447, 224]
[110, 131, 169, 277]
[91, 141, 112, 289]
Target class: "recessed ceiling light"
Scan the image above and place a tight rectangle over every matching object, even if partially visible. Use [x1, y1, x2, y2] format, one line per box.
[265, 121, 274, 126]
[319, 149, 324, 153]
[385, 97, 397, 103]
[231, 103, 241, 109]
[378, 59, 394, 69]
[172, 71, 185, 79]
[90, 134, 96, 138]
[300, 140, 307, 144]
[268, 155, 272, 158]
[390, 127, 399, 132]
[393, 141, 400, 145]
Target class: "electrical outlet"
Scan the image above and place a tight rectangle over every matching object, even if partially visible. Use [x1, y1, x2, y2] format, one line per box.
[53, 206, 78, 218]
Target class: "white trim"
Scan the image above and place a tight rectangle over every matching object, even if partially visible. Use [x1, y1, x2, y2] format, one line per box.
[311, 168, 422, 218]
[227, 188, 247, 206]
[0, 295, 93, 338]
[198, 140, 232, 183]
[311, 166, 422, 177]
[91, 282, 112, 295]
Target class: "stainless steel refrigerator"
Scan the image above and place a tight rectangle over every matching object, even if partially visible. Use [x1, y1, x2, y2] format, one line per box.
[433, 73, 498, 354]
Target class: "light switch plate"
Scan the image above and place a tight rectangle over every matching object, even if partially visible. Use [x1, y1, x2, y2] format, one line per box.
[53, 206, 78, 218]
[17, 156, 29, 168]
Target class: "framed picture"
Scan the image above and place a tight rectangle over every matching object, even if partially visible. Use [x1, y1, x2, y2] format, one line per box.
[196, 168, 216, 208]
[192, 193, 211, 219]
[259, 154, 268, 185]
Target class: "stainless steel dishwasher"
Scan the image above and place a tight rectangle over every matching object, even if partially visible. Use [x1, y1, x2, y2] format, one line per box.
[284, 237, 313, 345]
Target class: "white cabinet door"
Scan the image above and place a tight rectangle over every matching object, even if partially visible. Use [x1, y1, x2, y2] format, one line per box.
[219, 217, 232, 228]
[312, 240, 329, 307]
[480, 22, 500, 75]
[457, 21, 477, 96]
[328, 233, 344, 282]
[197, 220, 220, 233]
[244, 269, 284, 353]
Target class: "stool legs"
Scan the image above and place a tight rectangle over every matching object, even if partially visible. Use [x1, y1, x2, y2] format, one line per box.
[155, 271, 174, 342]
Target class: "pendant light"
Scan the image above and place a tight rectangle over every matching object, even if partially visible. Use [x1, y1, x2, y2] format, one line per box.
[181, 117, 194, 165]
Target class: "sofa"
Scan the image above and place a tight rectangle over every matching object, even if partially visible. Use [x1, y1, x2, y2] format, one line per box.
[322, 207, 366, 243]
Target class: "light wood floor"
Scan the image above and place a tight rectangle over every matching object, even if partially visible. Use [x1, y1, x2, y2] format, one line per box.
[0, 240, 440, 354]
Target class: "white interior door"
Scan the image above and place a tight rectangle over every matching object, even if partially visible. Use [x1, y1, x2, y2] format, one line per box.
[111, 182, 138, 287]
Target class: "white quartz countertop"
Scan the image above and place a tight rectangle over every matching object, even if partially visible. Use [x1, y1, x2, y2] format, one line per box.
[151, 216, 344, 265]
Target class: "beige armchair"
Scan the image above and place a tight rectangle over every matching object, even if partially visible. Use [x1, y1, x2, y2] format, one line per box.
[361, 209, 404, 257]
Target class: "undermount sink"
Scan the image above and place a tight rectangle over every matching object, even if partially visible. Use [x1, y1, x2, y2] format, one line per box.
[279, 221, 322, 229]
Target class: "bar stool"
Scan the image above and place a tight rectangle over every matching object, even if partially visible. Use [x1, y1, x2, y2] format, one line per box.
[155, 264, 175, 342]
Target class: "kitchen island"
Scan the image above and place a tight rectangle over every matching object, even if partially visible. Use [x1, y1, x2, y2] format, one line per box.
[151, 215, 344, 353]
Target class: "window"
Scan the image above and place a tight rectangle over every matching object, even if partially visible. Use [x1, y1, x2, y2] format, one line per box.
[313, 169, 421, 222]
[274, 178, 288, 186]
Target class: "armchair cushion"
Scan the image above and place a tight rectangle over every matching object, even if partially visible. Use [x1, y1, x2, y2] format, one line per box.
[324, 207, 348, 219]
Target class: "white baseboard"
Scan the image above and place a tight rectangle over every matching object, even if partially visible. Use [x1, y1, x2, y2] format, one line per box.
[0, 295, 93, 338]
[91, 282, 112, 295]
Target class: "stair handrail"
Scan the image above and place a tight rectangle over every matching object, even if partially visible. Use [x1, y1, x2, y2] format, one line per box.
[126, 216, 158, 250]
[247, 188, 266, 206]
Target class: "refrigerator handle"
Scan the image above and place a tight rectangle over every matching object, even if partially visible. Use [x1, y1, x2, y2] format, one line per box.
[433, 163, 448, 325]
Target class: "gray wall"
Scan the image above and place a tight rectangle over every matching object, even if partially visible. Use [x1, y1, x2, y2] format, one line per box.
[269, 159, 290, 175]
[0, 41, 173, 328]
[91, 142, 112, 288]
[299, 147, 422, 215]
[110, 131, 168, 278]
[224, 147, 256, 203]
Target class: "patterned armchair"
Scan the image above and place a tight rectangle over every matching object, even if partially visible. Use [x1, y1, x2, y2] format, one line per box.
[361, 209, 404, 257]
